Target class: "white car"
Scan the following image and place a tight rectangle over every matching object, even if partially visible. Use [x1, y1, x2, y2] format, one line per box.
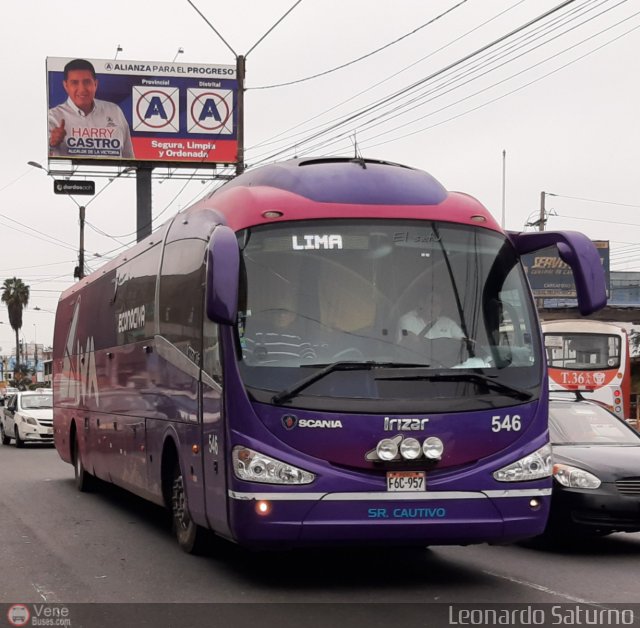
[0, 391, 53, 447]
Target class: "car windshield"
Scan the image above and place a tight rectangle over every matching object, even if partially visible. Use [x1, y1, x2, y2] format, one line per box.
[549, 400, 639, 445]
[21, 395, 52, 409]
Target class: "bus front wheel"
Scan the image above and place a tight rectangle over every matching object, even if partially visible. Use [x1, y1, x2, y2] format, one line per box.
[171, 462, 207, 554]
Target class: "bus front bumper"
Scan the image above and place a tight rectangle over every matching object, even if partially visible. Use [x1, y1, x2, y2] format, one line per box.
[227, 488, 551, 549]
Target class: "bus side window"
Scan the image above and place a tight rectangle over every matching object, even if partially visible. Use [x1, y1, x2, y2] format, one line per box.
[203, 317, 222, 382]
[159, 238, 206, 365]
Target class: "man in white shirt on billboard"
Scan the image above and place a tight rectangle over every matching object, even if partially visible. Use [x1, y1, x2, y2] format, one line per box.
[48, 59, 134, 160]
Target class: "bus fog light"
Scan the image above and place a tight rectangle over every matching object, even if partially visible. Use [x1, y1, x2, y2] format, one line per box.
[376, 439, 399, 461]
[529, 498, 540, 510]
[493, 444, 552, 482]
[400, 437, 422, 460]
[256, 500, 272, 516]
[232, 446, 315, 485]
[423, 437, 444, 460]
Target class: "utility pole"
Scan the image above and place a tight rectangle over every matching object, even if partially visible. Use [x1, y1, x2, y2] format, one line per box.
[501, 149, 506, 228]
[33, 325, 37, 383]
[539, 191, 546, 232]
[187, 1, 302, 177]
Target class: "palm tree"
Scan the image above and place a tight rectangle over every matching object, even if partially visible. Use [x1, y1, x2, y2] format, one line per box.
[1, 277, 30, 374]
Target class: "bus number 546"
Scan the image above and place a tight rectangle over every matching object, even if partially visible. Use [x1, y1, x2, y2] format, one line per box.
[491, 415, 521, 432]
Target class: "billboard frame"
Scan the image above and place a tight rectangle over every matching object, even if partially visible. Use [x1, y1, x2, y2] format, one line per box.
[46, 56, 239, 168]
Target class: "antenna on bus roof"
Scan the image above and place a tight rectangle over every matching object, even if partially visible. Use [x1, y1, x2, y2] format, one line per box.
[350, 133, 366, 169]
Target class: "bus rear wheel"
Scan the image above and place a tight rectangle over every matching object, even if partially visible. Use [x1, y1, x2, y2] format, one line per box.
[171, 463, 207, 554]
[73, 432, 96, 492]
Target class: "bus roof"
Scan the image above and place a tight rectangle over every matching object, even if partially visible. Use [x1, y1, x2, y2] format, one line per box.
[192, 157, 503, 233]
[541, 319, 626, 334]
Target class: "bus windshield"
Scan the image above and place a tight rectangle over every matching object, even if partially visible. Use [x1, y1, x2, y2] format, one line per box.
[545, 332, 621, 370]
[236, 220, 541, 412]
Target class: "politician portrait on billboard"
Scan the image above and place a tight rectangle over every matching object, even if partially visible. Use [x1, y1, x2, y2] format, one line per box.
[48, 58, 134, 160]
[46, 56, 238, 165]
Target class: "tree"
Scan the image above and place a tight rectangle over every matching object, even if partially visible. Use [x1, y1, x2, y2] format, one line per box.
[1, 277, 30, 375]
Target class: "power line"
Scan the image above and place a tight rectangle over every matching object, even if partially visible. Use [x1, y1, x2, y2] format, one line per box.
[0, 217, 77, 253]
[247, 0, 528, 153]
[357, 2, 638, 152]
[555, 213, 640, 228]
[551, 193, 640, 208]
[0, 168, 33, 194]
[248, 0, 584, 165]
[251, 0, 469, 90]
[289, 1, 638, 158]
[286, 0, 610, 158]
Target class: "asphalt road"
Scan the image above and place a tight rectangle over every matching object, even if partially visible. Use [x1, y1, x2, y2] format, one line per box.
[0, 443, 638, 625]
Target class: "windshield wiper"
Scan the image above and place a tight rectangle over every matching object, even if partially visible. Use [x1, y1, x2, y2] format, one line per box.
[377, 371, 532, 401]
[272, 361, 429, 405]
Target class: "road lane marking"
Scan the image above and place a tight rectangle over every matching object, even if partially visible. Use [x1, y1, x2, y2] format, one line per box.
[481, 570, 597, 604]
[32, 582, 58, 602]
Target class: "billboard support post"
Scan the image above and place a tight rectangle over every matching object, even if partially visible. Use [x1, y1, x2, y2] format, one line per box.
[136, 167, 153, 242]
[236, 55, 245, 176]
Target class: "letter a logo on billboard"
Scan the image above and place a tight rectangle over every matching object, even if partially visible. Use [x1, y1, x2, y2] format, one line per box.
[132, 87, 179, 133]
[187, 89, 234, 135]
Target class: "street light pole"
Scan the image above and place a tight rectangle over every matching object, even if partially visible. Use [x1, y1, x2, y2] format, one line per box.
[75, 205, 86, 279]
[539, 191, 546, 231]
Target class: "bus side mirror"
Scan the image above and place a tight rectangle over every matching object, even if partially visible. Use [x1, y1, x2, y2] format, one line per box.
[206, 225, 239, 325]
[508, 230, 607, 316]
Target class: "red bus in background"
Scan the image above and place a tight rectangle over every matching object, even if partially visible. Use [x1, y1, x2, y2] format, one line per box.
[542, 319, 631, 419]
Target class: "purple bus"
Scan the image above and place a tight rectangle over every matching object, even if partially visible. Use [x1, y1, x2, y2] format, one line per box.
[53, 157, 606, 552]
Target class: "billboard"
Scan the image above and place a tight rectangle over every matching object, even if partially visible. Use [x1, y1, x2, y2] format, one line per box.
[522, 239, 610, 299]
[46, 57, 237, 165]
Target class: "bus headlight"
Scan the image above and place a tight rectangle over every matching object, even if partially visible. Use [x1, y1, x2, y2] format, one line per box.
[553, 463, 601, 489]
[232, 446, 315, 485]
[493, 443, 552, 482]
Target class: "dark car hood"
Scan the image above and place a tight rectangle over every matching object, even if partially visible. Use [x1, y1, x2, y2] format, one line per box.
[552, 444, 640, 481]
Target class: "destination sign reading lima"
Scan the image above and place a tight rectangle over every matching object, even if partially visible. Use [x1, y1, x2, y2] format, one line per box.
[53, 180, 95, 195]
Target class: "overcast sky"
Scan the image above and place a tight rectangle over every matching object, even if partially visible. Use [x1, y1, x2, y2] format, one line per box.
[1, 0, 639, 352]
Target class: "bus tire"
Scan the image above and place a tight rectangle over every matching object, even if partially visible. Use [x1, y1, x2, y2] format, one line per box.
[0, 423, 10, 445]
[171, 462, 207, 554]
[73, 432, 96, 492]
[14, 426, 24, 448]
